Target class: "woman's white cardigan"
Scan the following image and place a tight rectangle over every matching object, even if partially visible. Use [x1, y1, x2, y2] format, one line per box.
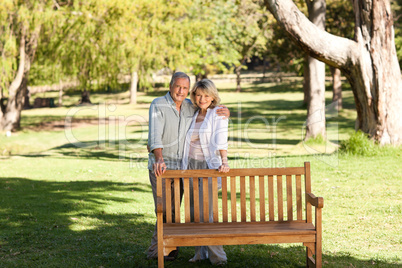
[181, 106, 229, 170]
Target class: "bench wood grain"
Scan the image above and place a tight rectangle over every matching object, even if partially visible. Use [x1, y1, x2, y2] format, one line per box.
[157, 162, 323, 267]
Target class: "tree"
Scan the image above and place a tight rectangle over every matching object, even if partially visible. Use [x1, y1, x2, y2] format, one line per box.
[0, 0, 51, 131]
[184, 0, 241, 80]
[230, 0, 269, 92]
[53, 1, 125, 102]
[392, 0, 402, 68]
[330, 66, 342, 110]
[303, 0, 326, 140]
[265, 0, 402, 145]
[326, 0, 355, 111]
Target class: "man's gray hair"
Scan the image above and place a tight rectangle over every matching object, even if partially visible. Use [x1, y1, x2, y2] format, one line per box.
[169, 72, 190, 87]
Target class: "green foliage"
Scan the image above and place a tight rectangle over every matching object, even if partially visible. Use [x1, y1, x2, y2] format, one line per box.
[183, 0, 241, 77]
[0, 0, 55, 93]
[326, 0, 354, 39]
[392, 0, 402, 68]
[31, 0, 199, 91]
[265, 0, 355, 75]
[340, 131, 377, 156]
[303, 134, 326, 146]
[339, 130, 401, 156]
[3, 0, 401, 98]
[230, 1, 270, 73]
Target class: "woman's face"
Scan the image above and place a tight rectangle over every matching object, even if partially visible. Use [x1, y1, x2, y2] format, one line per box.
[195, 89, 213, 110]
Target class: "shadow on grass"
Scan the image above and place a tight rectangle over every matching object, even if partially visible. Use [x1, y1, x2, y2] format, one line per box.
[146, 243, 399, 268]
[1, 177, 398, 267]
[0, 177, 156, 267]
[22, 139, 148, 161]
[226, 97, 355, 132]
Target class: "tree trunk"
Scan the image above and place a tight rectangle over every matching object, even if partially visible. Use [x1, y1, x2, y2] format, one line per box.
[303, 56, 310, 106]
[1, 27, 26, 132]
[130, 71, 138, 104]
[305, 56, 326, 139]
[0, 89, 4, 119]
[196, 72, 207, 82]
[3, 75, 28, 131]
[58, 80, 63, 106]
[264, 0, 402, 145]
[80, 89, 92, 104]
[1, 16, 41, 132]
[350, 0, 402, 144]
[330, 66, 342, 111]
[263, 57, 267, 78]
[235, 65, 242, 92]
[304, 0, 326, 140]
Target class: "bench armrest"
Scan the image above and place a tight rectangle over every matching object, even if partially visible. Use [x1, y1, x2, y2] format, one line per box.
[157, 196, 163, 213]
[306, 192, 324, 208]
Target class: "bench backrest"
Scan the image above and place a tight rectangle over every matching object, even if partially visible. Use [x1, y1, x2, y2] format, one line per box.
[157, 162, 313, 224]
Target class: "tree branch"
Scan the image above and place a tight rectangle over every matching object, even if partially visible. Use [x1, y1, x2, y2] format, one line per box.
[8, 26, 26, 98]
[264, 0, 358, 69]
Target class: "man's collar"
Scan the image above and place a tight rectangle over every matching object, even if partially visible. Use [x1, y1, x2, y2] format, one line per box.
[166, 92, 190, 108]
[165, 92, 176, 107]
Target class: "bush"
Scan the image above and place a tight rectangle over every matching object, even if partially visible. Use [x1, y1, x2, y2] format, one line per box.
[340, 131, 402, 156]
[340, 131, 376, 156]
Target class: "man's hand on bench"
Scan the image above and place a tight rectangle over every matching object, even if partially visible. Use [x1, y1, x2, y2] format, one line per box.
[218, 163, 230, 173]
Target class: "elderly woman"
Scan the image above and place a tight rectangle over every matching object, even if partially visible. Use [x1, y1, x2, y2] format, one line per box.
[182, 79, 229, 265]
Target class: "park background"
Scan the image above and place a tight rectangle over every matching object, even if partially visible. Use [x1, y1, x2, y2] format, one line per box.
[0, 1, 401, 267]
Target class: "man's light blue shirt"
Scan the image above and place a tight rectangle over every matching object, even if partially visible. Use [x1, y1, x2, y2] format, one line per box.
[148, 92, 196, 170]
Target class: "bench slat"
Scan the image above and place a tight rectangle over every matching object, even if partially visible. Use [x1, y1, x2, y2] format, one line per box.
[259, 176, 265, 222]
[296, 174, 302, 220]
[164, 222, 316, 238]
[166, 178, 172, 223]
[230, 176, 237, 222]
[164, 234, 316, 247]
[240, 176, 246, 222]
[203, 177, 209, 222]
[161, 167, 305, 177]
[277, 175, 283, 221]
[184, 178, 190, 223]
[174, 178, 180, 223]
[193, 178, 200, 223]
[250, 176, 256, 222]
[287, 175, 293, 221]
[212, 177, 218, 223]
[268, 175, 274, 221]
[222, 177, 228, 222]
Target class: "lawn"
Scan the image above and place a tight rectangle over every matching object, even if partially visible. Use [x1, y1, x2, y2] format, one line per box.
[0, 77, 401, 267]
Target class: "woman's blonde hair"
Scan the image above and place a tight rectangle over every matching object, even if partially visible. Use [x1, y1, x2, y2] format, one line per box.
[190, 79, 221, 109]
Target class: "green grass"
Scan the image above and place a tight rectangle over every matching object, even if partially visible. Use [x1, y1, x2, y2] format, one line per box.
[0, 78, 401, 267]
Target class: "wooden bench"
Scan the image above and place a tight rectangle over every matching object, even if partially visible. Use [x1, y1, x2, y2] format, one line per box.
[156, 162, 323, 267]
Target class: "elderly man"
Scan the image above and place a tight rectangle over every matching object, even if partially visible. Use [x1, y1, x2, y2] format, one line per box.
[146, 72, 229, 260]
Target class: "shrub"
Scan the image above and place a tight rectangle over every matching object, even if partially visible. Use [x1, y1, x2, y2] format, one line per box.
[339, 131, 401, 156]
[340, 131, 376, 156]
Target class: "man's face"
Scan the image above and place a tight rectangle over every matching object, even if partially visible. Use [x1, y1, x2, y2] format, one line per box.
[169, 78, 190, 104]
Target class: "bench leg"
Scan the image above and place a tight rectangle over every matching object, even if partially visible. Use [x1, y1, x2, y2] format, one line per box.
[157, 216, 164, 268]
[315, 207, 322, 268]
[158, 249, 163, 268]
[315, 239, 322, 268]
[306, 244, 315, 267]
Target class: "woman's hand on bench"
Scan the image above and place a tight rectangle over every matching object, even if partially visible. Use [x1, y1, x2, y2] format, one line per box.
[218, 163, 230, 173]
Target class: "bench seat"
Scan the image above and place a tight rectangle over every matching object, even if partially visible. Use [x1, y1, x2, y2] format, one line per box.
[164, 221, 316, 246]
